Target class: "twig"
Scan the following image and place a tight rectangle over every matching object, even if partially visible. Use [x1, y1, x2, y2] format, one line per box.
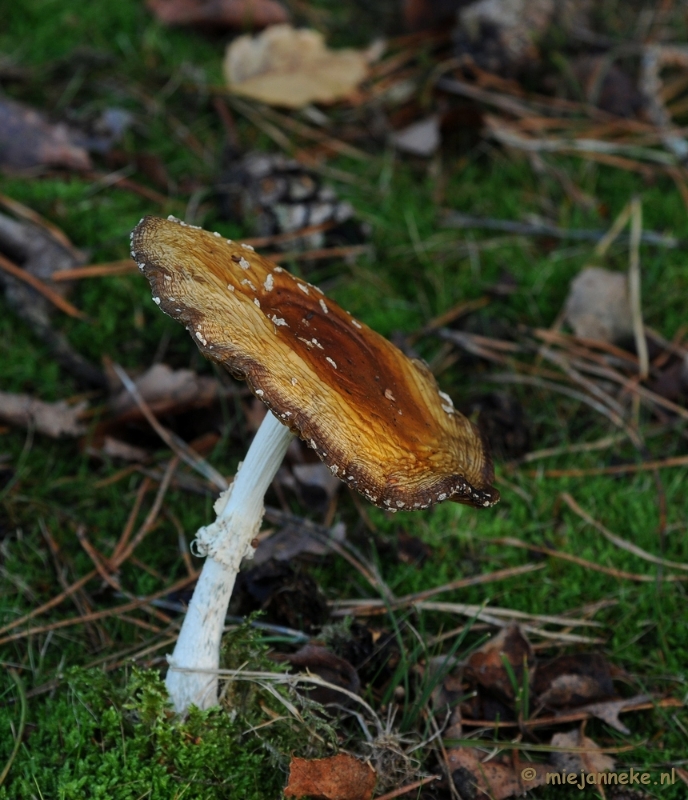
[374, 775, 440, 800]
[629, 198, 649, 379]
[0, 671, 26, 788]
[440, 212, 682, 248]
[528, 453, 688, 478]
[561, 493, 688, 573]
[52, 260, 137, 281]
[491, 536, 687, 582]
[0, 251, 86, 319]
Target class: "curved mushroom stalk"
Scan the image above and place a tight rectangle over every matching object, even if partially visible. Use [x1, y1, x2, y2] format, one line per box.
[166, 411, 295, 712]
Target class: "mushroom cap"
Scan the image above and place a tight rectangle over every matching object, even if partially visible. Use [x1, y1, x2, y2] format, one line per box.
[131, 216, 499, 510]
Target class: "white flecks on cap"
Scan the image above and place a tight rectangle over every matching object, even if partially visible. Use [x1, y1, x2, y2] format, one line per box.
[319, 299, 328, 314]
[255, 389, 264, 396]
[325, 357, 337, 369]
[273, 266, 284, 273]
[264, 274, 274, 292]
[384, 389, 396, 401]
[291, 377, 298, 385]
[311, 338, 323, 350]
[309, 439, 316, 449]
[329, 465, 339, 475]
[239, 257, 250, 270]
[438, 493, 447, 501]
[396, 500, 405, 508]
[213, 231, 221, 238]
[351, 319, 362, 329]
[296, 283, 309, 295]
[241, 243, 255, 251]
[241, 279, 257, 291]
[164, 274, 171, 281]
[441, 404, 454, 415]
[195, 330, 208, 346]
[138, 263, 145, 271]
[227, 284, 235, 292]
[313, 284, 324, 295]
[270, 315, 287, 326]
[254, 298, 261, 308]
[167, 215, 177, 222]
[153, 297, 161, 305]
[438, 390, 454, 407]
[226, 238, 233, 244]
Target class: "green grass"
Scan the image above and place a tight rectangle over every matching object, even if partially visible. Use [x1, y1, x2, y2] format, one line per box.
[1, 0, 688, 797]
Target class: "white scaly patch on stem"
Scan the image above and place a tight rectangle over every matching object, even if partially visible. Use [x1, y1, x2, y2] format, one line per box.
[165, 411, 295, 712]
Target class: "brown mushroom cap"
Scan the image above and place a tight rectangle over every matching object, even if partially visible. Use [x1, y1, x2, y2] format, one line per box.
[131, 216, 499, 510]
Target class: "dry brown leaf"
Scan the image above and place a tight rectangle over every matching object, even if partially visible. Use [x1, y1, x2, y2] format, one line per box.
[550, 729, 615, 775]
[0, 391, 87, 438]
[253, 520, 346, 565]
[534, 653, 614, 710]
[281, 644, 360, 706]
[0, 96, 92, 172]
[447, 747, 549, 798]
[108, 363, 220, 422]
[284, 754, 376, 800]
[146, 0, 289, 29]
[465, 624, 534, 701]
[223, 25, 370, 109]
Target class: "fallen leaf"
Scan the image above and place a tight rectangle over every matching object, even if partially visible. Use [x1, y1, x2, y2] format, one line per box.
[108, 363, 220, 422]
[0, 211, 103, 387]
[404, 0, 468, 31]
[234, 559, 330, 633]
[284, 754, 376, 800]
[446, 747, 549, 798]
[391, 116, 441, 158]
[0, 95, 91, 171]
[564, 266, 634, 344]
[534, 653, 614, 710]
[465, 625, 534, 702]
[281, 644, 360, 705]
[0, 392, 87, 438]
[253, 520, 346, 565]
[223, 25, 370, 108]
[577, 693, 653, 736]
[570, 55, 644, 118]
[550, 729, 615, 775]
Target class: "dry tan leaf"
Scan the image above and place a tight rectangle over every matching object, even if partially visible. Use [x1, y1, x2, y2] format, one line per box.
[284, 754, 376, 800]
[0, 391, 86, 438]
[550, 730, 615, 775]
[223, 25, 370, 108]
[447, 747, 549, 798]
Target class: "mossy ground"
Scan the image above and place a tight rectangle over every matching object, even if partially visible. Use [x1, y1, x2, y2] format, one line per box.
[1, 1, 687, 798]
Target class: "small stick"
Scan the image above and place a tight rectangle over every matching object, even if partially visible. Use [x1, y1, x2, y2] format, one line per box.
[374, 775, 440, 800]
[110, 477, 152, 564]
[0, 252, 86, 319]
[0, 192, 81, 256]
[0, 573, 198, 647]
[266, 244, 371, 264]
[561, 492, 688, 572]
[492, 536, 687, 582]
[629, 197, 649, 379]
[529, 453, 688, 478]
[52, 260, 137, 281]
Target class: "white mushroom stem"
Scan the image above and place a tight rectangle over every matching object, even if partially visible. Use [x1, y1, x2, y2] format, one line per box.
[165, 411, 295, 712]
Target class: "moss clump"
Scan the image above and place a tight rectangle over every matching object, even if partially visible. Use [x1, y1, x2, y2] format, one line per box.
[0, 626, 335, 799]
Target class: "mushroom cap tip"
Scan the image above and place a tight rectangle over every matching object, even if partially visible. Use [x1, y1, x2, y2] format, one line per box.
[130, 216, 498, 511]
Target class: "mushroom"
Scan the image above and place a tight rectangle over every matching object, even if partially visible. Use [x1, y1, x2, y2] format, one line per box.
[131, 215, 499, 712]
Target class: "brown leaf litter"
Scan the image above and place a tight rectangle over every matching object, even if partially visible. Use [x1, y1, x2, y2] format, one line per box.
[0, 392, 87, 438]
[147, 0, 289, 30]
[284, 754, 376, 800]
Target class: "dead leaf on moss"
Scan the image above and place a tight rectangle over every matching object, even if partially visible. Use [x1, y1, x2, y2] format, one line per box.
[146, 0, 289, 29]
[465, 624, 534, 702]
[0, 95, 92, 171]
[550, 729, 615, 775]
[108, 363, 220, 422]
[0, 391, 87, 438]
[447, 747, 549, 798]
[284, 754, 376, 800]
[223, 25, 371, 108]
[534, 653, 614, 710]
